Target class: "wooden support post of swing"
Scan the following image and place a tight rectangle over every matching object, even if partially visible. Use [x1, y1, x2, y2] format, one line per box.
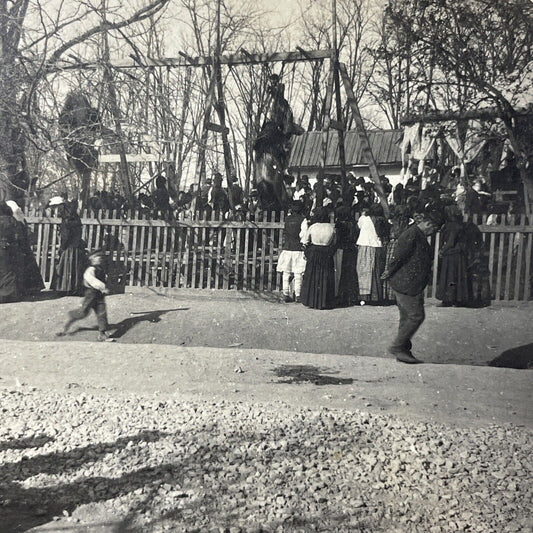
[206, 121, 229, 134]
[338, 62, 389, 217]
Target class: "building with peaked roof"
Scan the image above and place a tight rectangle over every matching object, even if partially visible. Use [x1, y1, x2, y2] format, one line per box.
[288, 129, 403, 183]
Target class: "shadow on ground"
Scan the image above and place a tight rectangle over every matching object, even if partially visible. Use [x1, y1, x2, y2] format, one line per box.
[272, 364, 354, 386]
[68, 308, 189, 339]
[488, 343, 533, 369]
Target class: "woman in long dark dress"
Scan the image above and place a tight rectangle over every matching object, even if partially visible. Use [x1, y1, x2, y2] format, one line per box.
[6, 200, 44, 295]
[0, 202, 23, 303]
[436, 206, 469, 306]
[50, 199, 87, 294]
[301, 208, 336, 310]
[334, 205, 359, 306]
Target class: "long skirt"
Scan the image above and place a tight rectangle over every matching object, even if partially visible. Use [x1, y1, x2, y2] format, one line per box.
[436, 252, 470, 304]
[335, 247, 358, 305]
[50, 247, 87, 294]
[0, 249, 19, 303]
[357, 245, 385, 302]
[19, 246, 44, 294]
[301, 244, 335, 310]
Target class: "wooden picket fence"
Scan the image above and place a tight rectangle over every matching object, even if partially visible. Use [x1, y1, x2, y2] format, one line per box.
[24, 209, 533, 301]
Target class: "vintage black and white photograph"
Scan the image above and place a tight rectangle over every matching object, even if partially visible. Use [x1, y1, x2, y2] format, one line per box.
[0, 0, 531, 531]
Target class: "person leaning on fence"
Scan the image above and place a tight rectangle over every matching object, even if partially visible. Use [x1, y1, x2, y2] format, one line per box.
[57, 250, 113, 342]
[276, 200, 308, 303]
[381, 208, 445, 364]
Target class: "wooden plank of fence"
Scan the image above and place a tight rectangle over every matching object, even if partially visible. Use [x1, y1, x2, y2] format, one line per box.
[183, 221, 191, 288]
[259, 212, 267, 292]
[153, 224, 162, 287]
[41, 221, 51, 283]
[128, 217, 139, 287]
[159, 225, 168, 287]
[48, 220, 58, 285]
[215, 214, 223, 289]
[199, 220, 207, 289]
[206, 211, 215, 289]
[488, 231, 496, 286]
[267, 211, 275, 291]
[276, 211, 284, 291]
[138, 216, 146, 286]
[234, 224, 242, 290]
[513, 219, 524, 301]
[223, 227, 231, 290]
[504, 231, 514, 300]
[35, 221, 43, 269]
[172, 220, 182, 288]
[243, 212, 251, 290]
[191, 222, 200, 288]
[524, 232, 532, 301]
[495, 232, 505, 301]
[252, 216, 261, 291]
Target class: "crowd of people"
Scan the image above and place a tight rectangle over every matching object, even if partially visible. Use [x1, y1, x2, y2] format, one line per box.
[276, 168, 494, 313]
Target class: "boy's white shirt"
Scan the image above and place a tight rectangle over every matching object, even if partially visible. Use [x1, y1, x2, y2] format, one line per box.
[83, 266, 107, 291]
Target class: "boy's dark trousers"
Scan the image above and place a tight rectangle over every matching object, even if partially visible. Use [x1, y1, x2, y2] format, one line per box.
[69, 288, 108, 333]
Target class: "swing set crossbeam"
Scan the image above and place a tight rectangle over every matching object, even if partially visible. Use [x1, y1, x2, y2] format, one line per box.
[53, 49, 333, 71]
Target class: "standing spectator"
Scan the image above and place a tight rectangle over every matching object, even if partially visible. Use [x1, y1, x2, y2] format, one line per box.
[436, 206, 469, 307]
[463, 220, 492, 307]
[152, 175, 170, 211]
[356, 205, 386, 304]
[50, 197, 87, 295]
[276, 200, 308, 303]
[229, 175, 244, 208]
[209, 172, 230, 214]
[334, 205, 359, 306]
[381, 209, 444, 364]
[0, 201, 23, 303]
[300, 207, 336, 310]
[464, 180, 487, 216]
[6, 201, 44, 296]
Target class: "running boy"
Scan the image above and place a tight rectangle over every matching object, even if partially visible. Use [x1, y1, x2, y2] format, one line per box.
[57, 250, 113, 341]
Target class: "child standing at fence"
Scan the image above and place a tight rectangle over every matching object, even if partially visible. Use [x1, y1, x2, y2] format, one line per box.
[57, 250, 113, 341]
[276, 200, 308, 302]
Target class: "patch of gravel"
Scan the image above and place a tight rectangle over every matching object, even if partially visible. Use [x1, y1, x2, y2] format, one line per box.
[0, 387, 531, 533]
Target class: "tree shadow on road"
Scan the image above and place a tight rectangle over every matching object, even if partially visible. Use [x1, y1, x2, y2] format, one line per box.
[0, 429, 170, 533]
[488, 343, 533, 369]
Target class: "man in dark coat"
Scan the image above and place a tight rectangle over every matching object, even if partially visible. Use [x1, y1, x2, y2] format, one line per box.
[381, 210, 444, 363]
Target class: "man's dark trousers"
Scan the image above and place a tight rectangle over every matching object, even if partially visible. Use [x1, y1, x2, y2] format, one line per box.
[390, 290, 425, 353]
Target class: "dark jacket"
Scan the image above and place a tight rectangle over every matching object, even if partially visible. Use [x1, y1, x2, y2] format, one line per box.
[283, 213, 305, 251]
[386, 224, 432, 296]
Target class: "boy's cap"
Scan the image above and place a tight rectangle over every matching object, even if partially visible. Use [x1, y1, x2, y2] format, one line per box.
[88, 250, 106, 260]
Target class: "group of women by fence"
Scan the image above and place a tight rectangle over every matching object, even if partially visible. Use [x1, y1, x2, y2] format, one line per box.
[278, 200, 491, 311]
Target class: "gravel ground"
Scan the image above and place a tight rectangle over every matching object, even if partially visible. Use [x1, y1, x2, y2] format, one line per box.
[1, 387, 532, 533]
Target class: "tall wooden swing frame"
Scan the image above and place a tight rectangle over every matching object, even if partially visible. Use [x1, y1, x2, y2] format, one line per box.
[63, 0, 387, 214]
[192, 0, 389, 215]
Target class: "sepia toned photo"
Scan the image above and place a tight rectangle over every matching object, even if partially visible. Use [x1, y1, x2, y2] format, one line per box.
[0, 0, 531, 531]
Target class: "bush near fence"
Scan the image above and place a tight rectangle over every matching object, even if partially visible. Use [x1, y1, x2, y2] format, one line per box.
[24, 209, 533, 302]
